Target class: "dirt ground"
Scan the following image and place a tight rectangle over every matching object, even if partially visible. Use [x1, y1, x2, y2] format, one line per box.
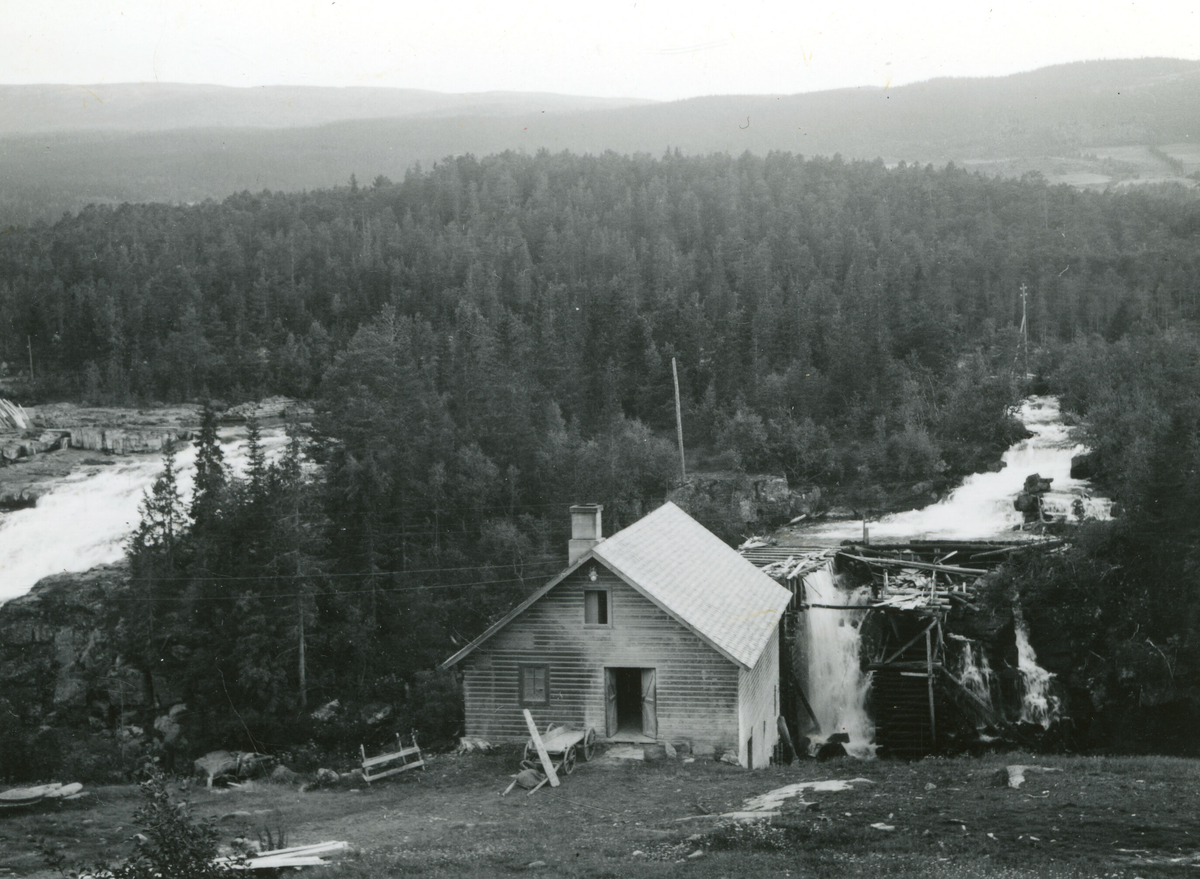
[4, 749, 1199, 878]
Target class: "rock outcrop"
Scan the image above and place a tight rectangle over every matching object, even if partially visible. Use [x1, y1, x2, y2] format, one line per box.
[222, 396, 312, 423]
[63, 426, 192, 455]
[1070, 452, 1098, 480]
[669, 471, 819, 534]
[0, 562, 144, 727]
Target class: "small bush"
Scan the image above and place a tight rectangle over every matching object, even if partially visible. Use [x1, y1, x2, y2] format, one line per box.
[49, 773, 240, 879]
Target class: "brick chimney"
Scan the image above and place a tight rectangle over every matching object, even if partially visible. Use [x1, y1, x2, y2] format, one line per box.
[569, 504, 604, 565]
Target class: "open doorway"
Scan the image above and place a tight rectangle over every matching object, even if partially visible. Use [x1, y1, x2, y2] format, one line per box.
[605, 668, 657, 739]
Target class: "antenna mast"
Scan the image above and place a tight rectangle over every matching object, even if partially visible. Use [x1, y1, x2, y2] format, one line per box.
[671, 357, 686, 483]
[1019, 284, 1029, 377]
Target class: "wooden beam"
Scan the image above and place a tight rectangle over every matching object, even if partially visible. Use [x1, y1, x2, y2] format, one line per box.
[970, 539, 1064, 559]
[881, 619, 938, 665]
[926, 628, 937, 751]
[840, 554, 987, 576]
[868, 660, 945, 671]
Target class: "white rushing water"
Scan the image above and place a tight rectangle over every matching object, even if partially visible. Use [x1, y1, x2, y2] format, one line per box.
[948, 633, 996, 708]
[1013, 605, 1062, 728]
[0, 429, 285, 604]
[801, 565, 875, 756]
[794, 395, 1093, 743]
[802, 395, 1110, 541]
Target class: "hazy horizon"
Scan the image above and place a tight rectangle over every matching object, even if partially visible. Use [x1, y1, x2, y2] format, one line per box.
[5, 1, 1198, 102]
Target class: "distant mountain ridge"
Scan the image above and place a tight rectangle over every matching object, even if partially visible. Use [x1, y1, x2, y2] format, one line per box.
[0, 83, 655, 135]
[2, 59, 1198, 225]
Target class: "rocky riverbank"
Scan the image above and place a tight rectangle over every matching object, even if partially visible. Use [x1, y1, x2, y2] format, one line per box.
[0, 397, 311, 508]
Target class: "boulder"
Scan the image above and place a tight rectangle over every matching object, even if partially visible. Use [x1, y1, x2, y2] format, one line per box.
[270, 765, 299, 784]
[310, 699, 341, 722]
[315, 767, 340, 786]
[816, 742, 847, 761]
[1013, 493, 1039, 513]
[643, 743, 668, 762]
[1022, 473, 1054, 494]
[153, 714, 183, 746]
[1070, 452, 1097, 480]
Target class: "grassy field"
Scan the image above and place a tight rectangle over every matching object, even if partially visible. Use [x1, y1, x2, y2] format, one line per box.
[4, 750, 1199, 878]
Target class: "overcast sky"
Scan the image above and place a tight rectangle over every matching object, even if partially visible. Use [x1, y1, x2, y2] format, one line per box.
[3, 0, 1198, 101]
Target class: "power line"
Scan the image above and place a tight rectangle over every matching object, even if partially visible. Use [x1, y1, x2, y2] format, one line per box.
[112, 571, 557, 601]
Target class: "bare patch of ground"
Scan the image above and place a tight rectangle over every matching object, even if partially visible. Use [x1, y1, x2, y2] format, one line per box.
[4, 751, 1199, 878]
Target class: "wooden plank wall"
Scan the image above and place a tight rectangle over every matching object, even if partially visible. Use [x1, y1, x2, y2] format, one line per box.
[737, 625, 780, 768]
[461, 565, 740, 749]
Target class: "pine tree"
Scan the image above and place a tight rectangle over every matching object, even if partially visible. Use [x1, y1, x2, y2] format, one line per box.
[129, 442, 188, 563]
[191, 402, 226, 528]
[244, 414, 267, 501]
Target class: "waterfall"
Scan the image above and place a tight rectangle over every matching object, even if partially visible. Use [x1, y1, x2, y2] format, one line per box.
[801, 564, 875, 757]
[1013, 604, 1062, 728]
[948, 633, 995, 708]
[0, 428, 286, 605]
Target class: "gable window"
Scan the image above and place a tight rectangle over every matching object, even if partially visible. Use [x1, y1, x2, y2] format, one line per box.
[519, 664, 550, 706]
[584, 588, 610, 626]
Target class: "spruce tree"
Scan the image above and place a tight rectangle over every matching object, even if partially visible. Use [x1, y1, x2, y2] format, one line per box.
[191, 402, 226, 529]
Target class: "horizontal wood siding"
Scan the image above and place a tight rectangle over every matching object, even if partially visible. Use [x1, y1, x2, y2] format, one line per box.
[738, 626, 780, 768]
[461, 565, 739, 748]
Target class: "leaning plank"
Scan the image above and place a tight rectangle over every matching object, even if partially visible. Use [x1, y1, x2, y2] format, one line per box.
[243, 857, 329, 869]
[252, 842, 349, 858]
[522, 709, 560, 788]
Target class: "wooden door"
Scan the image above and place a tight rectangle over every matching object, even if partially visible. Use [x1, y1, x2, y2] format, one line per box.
[604, 669, 618, 737]
[640, 668, 657, 738]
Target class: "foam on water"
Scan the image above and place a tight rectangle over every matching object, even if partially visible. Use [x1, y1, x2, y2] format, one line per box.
[0, 429, 285, 604]
[802, 395, 1110, 541]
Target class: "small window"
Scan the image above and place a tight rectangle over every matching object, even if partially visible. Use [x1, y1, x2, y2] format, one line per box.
[519, 664, 550, 706]
[584, 588, 610, 626]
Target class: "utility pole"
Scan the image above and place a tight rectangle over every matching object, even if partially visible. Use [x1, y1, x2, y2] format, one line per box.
[27, 336, 33, 382]
[671, 357, 686, 484]
[1019, 284, 1029, 378]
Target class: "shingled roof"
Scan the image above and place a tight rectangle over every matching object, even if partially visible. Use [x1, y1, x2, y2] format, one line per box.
[443, 501, 792, 670]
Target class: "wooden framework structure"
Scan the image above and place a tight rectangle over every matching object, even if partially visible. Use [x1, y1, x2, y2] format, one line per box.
[743, 539, 1057, 758]
[360, 731, 425, 784]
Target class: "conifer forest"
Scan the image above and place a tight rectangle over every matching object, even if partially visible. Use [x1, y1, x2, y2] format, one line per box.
[3, 149, 1200, 763]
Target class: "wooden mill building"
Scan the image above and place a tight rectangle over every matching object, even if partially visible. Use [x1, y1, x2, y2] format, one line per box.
[442, 502, 792, 768]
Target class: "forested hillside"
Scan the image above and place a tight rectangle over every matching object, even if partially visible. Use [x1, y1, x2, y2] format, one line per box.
[2, 59, 1198, 225]
[6, 148, 1200, 502]
[4, 149, 1200, 763]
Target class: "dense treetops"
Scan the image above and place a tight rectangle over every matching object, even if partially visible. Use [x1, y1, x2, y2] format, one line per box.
[3, 149, 1198, 432]
[4, 149, 1200, 756]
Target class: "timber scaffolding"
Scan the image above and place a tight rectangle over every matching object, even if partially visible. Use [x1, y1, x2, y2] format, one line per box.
[742, 539, 1064, 759]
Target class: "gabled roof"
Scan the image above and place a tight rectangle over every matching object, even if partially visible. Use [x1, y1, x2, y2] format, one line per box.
[443, 501, 792, 670]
